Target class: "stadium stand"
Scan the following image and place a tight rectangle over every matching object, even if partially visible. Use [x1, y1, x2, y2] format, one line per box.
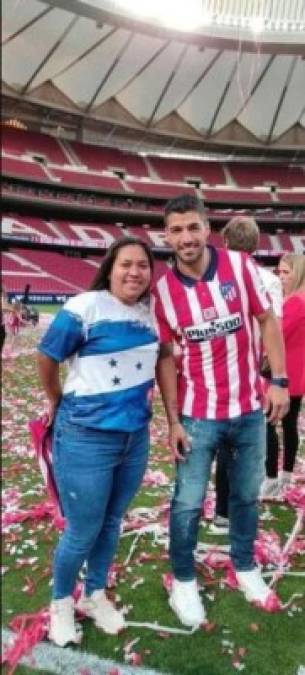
[126, 179, 196, 198]
[50, 168, 124, 192]
[227, 163, 305, 189]
[202, 189, 272, 203]
[148, 156, 225, 185]
[2, 155, 50, 181]
[68, 141, 149, 177]
[2, 127, 68, 164]
[277, 191, 305, 204]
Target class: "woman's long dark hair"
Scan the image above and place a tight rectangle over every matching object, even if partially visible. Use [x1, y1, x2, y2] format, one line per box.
[89, 236, 154, 300]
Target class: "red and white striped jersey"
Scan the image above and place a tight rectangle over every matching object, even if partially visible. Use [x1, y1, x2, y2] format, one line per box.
[152, 246, 271, 420]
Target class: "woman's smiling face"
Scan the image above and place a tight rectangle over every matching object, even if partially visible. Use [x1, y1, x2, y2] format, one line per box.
[109, 244, 152, 305]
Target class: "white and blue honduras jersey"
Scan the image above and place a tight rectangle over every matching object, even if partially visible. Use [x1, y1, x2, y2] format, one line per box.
[38, 290, 159, 431]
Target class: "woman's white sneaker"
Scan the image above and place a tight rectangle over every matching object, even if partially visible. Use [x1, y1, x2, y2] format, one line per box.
[76, 589, 125, 634]
[49, 596, 82, 647]
[169, 578, 206, 627]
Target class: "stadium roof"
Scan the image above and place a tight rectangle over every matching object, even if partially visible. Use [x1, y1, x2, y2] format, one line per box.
[2, 0, 305, 155]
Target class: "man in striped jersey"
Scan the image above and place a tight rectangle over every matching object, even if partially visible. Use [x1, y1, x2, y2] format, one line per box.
[153, 194, 289, 626]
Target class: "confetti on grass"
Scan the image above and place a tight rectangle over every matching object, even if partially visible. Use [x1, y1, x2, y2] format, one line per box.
[2, 329, 305, 673]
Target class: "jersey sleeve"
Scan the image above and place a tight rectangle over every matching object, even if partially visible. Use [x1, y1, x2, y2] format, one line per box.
[267, 277, 283, 318]
[243, 254, 271, 317]
[38, 307, 86, 362]
[151, 290, 175, 344]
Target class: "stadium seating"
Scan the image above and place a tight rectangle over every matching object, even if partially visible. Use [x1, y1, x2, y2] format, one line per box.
[51, 168, 124, 192]
[126, 179, 196, 198]
[202, 189, 272, 203]
[2, 155, 49, 181]
[277, 191, 305, 204]
[228, 163, 305, 189]
[2, 127, 68, 164]
[68, 141, 148, 177]
[149, 156, 225, 185]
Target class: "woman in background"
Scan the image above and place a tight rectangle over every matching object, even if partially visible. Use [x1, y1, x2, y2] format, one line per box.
[265, 253, 305, 491]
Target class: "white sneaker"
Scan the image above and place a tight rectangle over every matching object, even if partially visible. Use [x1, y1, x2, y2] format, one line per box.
[169, 578, 206, 627]
[76, 589, 125, 635]
[260, 477, 279, 499]
[49, 596, 83, 647]
[210, 515, 229, 534]
[236, 567, 272, 604]
[278, 471, 293, 492]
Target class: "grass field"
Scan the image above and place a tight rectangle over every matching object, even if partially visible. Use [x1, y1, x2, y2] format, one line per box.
[2, 327, 305, 675]
[35, 304, 61, 315]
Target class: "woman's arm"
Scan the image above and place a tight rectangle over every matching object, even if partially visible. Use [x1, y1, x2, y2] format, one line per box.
[37, 352, 62, 426]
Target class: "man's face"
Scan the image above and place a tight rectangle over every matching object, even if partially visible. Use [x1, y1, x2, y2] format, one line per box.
[165, 210, 210, 266]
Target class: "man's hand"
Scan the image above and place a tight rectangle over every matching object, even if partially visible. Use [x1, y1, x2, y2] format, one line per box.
[265, 385, 289, 423]
[168, 421, 190, 461]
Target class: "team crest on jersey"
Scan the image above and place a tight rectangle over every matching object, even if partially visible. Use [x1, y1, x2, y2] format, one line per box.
[220, 281, 237, 302]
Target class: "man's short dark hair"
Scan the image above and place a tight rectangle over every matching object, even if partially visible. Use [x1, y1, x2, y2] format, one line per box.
[164, 194, 207, 225]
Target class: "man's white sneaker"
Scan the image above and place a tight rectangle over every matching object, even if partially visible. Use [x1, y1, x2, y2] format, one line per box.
[76, 589, 125, 635]
[169, 578, 206, 627]
[260, 477, 279, 499]
[236, 567, 272, 604]
[49, 596, 82, 647]
[210, 515, 229, 534]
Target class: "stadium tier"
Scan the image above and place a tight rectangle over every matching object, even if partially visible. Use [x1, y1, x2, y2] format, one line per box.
[2, 127, 68, 164]
[2, 248, 169, 295]
[2, 155, 50, 181]
[2, 216, 305, 254]
[68, 140, 149, 177]
[126, 179, 196, 197]
[50, 167, 124, 192]
[227, 163, 305, 189]
[202, 189, 272, 203]
[148, 156, 226, 185]
[277, 191, 305, 204]
[2, 130, 304, 206]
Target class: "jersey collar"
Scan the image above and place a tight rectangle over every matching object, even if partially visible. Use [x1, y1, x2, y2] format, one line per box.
[172, 245, 218, 287]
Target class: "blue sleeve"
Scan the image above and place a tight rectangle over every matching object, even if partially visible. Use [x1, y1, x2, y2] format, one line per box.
[38, 309, 86, 362]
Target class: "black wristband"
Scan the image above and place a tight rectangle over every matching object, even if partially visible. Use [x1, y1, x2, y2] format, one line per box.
[270, 377, 289, 388]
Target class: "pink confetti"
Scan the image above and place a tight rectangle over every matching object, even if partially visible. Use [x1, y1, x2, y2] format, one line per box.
[2, 609, 49, 675]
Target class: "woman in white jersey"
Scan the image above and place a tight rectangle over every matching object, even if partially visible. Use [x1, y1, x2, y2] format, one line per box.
[38, 237, 159, 647]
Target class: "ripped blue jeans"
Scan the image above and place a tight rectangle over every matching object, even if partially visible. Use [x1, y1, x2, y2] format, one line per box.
[170, 410, 265, 579]
[52, 411, 149, 599]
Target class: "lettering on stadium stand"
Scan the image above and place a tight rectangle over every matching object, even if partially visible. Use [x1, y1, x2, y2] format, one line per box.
[183, 312, 243, 342]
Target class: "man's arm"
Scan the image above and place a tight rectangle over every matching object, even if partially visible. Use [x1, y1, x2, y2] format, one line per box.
[257, 309, 289, 422]
[156, 343, 189, 461]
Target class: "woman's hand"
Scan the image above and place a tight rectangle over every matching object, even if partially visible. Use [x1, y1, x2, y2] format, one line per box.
[168, 421, 190, 462]
[46, 398, 60, 427]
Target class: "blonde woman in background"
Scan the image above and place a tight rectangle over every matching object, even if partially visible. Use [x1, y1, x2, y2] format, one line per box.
[265, 253, 305, 492]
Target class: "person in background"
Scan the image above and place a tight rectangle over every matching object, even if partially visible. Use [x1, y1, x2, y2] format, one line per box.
[5, 299, 23, 356]
[265, 253, 305, 491]
[37, 237, 159, 647]
[1, 288, 11, 353]
[153, 195, 288, 627]
[214, 216, 283, 517]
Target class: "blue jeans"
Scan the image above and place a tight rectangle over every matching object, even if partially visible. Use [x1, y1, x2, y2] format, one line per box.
[52, 412, 149, 599]
[170, 410, 266, 579]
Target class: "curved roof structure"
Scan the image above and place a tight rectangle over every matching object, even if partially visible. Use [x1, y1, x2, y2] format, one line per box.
[2, 0, 305, 154]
